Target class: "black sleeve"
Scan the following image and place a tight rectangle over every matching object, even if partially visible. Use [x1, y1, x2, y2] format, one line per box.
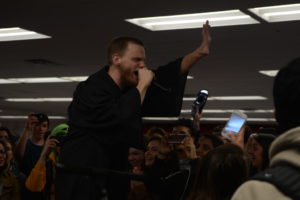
[142, 57, 187, 117]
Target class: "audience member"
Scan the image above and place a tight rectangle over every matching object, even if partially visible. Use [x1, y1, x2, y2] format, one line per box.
[171, 118, 199, 160]
[196, 134, 224, 158]
[129, 147, 145, 170]
[188, 144, 249, 200]
[246, 133, 276, 172]
[25, 123, 68, 200]
[128, 147, 147, 200]
[144, 127, 168, 140]
[0, 139, 20, 200]
[232, 57, 300, 199]
[15, 113, 49, 200]
[0, 126, 17, 145]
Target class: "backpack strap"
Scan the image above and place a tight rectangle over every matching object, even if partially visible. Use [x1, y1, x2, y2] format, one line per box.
[252, 163, 300, 199]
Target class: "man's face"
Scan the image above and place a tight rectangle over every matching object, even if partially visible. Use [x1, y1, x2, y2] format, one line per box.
[0, 130, 8, 139]
[117, 42, 146, 87]
[32, 121, 49, 140]
[145, 140, 161, 166]
[247, 138, 263, 170]
[172, 126, 191, 137]
[128, 147, 144, 168]
[171, 126, 192, 159]
[196, 137, 214, 158]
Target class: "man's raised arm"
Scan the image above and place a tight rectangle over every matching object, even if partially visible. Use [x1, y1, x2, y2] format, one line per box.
[181, 20, 211, 74]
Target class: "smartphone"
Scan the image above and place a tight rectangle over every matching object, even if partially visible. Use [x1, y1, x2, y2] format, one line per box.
[168, 134, 187, 144]
[221, 111, 247, 139]
[191, 90, 209, 116]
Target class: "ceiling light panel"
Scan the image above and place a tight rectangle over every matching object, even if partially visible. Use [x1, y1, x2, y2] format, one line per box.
[0, 27, 51, 42]
[61, 76, 88, 82]
[180, 109, 273, 114]
[183, 96, 267, 101]
[8, 77, 71, 83]
[0, 76, 89, 84]
[5, 98, 72, 102]
[249, 3, 300, 22]
[126, 10, 259, 31]
[259, 70, 279, 77]
[0, 79, 19, 84]
[142, 117, 275, 122]
[0, 115, 66, 119]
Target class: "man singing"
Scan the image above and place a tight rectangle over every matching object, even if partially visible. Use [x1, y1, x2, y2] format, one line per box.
[56, 21, 211, 200]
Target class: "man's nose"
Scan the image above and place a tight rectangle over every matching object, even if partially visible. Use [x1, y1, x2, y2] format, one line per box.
[139, 61, 146, 68]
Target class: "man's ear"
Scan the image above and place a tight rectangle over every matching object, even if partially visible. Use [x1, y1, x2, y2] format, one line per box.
[112, 53, 121, 65]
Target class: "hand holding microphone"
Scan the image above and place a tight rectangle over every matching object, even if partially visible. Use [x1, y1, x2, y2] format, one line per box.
[137, 68, 171, 93]
[136, 68, 154, 103]
[137, 68, 154, 88]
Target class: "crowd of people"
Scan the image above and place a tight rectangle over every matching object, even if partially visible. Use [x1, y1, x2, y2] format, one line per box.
[1, 20, 300, 200]
[0, 111, 283, 200]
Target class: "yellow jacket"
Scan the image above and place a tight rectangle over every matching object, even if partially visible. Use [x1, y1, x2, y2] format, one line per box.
[25, 152, 56, 200]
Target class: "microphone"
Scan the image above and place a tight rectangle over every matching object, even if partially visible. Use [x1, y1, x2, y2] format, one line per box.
[150, 70, 172, 93]
[152, 79, 172, 93]
[135, 70, 172, 93]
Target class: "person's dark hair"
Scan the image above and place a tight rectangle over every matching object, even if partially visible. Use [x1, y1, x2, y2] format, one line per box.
[0, 126, 15, 144]
[257, 127, 277, 135]
[188, 144, 249, 200]
[243, 125, 253, 144]
[174, 118, 198, 140]
[0, 139, 8, 173]
[252, 133, 276, 170]
[211, 125, 224, 137]
[273, 57, 300, 133]
[145, 126, 167, 139]
[147, 135, 165, 146]
[31, 113, 50, 127]
[199, 134, 224, 148]
[107, 36, 144, 65]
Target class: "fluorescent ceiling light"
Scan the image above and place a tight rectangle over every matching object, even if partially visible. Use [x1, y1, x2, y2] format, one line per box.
[0, 27, 51, 42]
[8, 77, 71, 83]
[0, 115, 66, 119]
[183, 96, 267, 101]
[5, 98, 72, 102]
[0, 75, 191, 84]
[6, 96, 266, 102]
[143, 117, 275, 122]
[180, 109, 273, 114]
[201, 118, 275, 122]
[0, 79, 19, 84]
[126, 10, 259, 31]
[143, 117, 179, 121]
[61, 76, 88, 82]
[249, 3, 300, 22]
[259, 70, 278, 77]
[0, 76, 89, 84]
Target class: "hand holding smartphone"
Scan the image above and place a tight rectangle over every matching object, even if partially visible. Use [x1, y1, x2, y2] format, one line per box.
[221, 111, 247, 140]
